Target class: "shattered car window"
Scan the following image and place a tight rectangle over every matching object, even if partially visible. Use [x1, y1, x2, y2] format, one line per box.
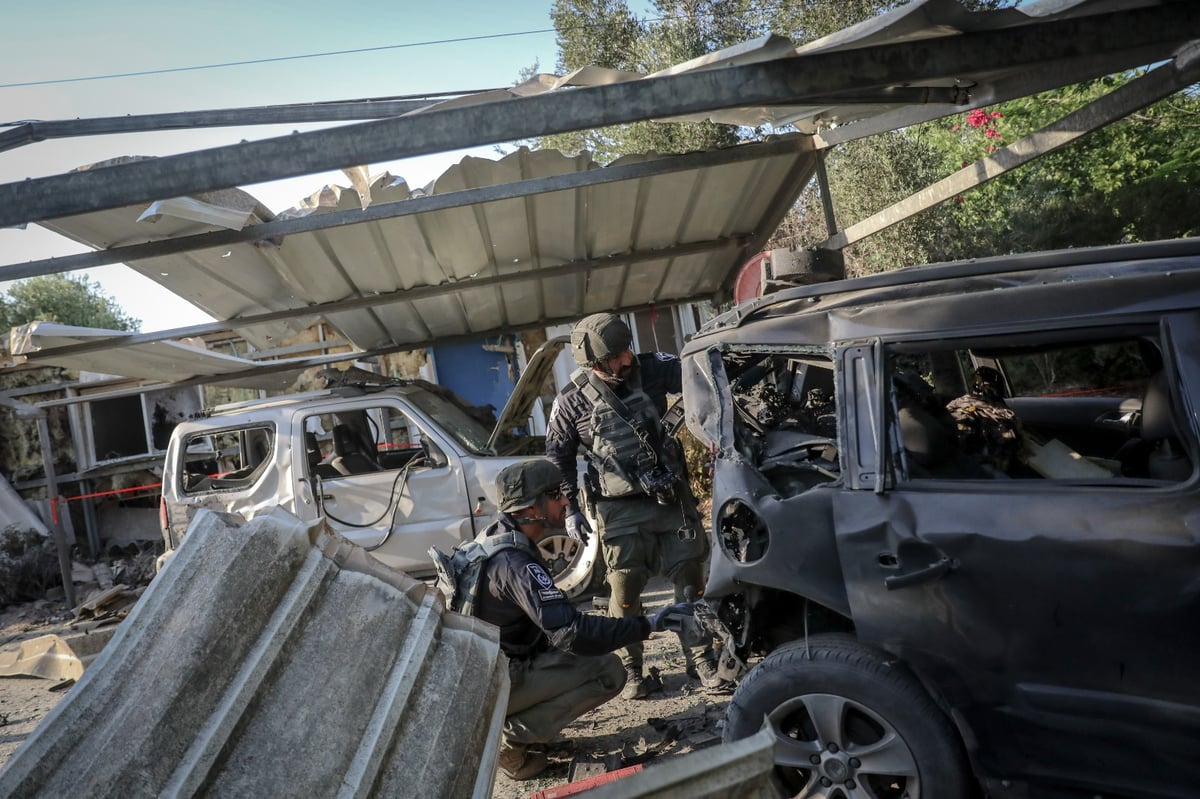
[889, 330, 1191, 481]
[405, 391, 494, 454]
[181, 425, 275, 494]
[724, 350, 840, 495]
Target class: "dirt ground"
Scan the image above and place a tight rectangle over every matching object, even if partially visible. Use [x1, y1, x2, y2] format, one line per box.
[0, 580, 733, 797]
[0, 598, 79, 769]
[489, 581, 734, 799]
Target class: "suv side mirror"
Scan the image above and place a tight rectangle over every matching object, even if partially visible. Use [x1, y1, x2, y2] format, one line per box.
[422, 439, 448, 468]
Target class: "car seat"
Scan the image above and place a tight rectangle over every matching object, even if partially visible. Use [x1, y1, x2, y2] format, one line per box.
[305, 431, 341, 479]
[1139, 371, 1192, 481]
[330, 424, 382, 476]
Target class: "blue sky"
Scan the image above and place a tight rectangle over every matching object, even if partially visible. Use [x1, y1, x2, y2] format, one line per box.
[0, 1, 574, 331]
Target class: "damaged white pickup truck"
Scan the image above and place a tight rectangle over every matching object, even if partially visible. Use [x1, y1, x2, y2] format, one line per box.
[158, 337, 601, 595]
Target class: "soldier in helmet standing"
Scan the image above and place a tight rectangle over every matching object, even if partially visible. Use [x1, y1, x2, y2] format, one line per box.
[546, 312, 725, 699]
[451, 458, 694, 780]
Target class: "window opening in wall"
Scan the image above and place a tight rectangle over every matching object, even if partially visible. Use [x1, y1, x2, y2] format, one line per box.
[90, 394, 148, 461]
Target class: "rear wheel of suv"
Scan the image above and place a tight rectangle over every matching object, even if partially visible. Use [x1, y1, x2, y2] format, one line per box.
[723, 634, 972, 798]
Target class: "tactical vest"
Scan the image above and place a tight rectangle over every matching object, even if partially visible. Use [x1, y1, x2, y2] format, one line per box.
[573, 369, 670, 499]
[428, 522, 539, 616]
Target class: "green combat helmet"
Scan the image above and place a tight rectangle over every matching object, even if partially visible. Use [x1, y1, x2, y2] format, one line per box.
[496, 458, 563, 512]
[571, 312, 632, 367]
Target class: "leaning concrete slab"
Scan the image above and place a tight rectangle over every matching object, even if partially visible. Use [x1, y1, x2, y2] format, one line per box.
[0, 508, 507, 798]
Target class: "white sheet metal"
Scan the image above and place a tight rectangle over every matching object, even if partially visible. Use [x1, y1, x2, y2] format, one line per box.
[9, 322, 309, 390]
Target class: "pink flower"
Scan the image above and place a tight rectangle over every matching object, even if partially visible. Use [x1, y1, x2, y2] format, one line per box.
[991, 111, 1003, 120]
[985, 128, 1001, 139]
[966, 108, 989, 128]
[951, 124, 959, 131]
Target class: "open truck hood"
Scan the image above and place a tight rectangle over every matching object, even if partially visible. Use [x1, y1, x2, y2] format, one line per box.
[487, 335, 569, 453]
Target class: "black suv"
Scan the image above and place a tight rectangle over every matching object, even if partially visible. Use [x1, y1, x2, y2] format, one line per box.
[681, 239, 1200, 799]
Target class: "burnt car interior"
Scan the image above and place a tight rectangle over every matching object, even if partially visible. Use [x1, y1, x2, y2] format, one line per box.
[887, 326, 1194, 482]
[722, 349, 840, 491]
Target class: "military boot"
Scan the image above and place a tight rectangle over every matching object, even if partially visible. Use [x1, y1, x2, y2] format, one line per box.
[685, 650, 734, 691]
[620, 664, 663, 699]
[498, 742, 549, 781]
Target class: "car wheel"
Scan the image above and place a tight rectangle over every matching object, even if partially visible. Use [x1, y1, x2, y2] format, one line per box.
[723, 634, 972, 798]
[537, 531, 600, 599]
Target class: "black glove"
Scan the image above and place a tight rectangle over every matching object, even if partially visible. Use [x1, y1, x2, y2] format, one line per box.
[647, 601, 695, 633]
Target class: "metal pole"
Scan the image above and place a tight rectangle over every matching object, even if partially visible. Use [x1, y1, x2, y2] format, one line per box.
[36, 413, 76, 609]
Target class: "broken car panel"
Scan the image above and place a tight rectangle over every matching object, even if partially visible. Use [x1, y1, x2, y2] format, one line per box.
[681, 239, 1200, 798]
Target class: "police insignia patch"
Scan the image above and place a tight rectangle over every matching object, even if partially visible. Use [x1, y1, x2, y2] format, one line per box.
[526, 563, 554, 588]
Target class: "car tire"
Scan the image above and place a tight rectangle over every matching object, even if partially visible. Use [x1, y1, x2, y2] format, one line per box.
[537, 531, 601, 599]
[723, 634, 973, 799]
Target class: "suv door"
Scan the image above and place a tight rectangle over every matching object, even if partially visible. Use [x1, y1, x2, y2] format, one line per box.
[296, 400, 473, 576]
[832, 317, 1200, 795]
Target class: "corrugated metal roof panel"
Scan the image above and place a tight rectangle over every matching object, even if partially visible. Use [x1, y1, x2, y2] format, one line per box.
[0, 509, 506, 798]
[39, 136, 816, 354]
[22, 0, 1169, 373]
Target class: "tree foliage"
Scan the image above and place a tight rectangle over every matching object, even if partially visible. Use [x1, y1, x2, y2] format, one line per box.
[915, 76, 1200, 257]
[0, 274, 140, 333]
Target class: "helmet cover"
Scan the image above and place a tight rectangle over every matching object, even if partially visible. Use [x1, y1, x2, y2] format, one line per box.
[571, 313, 632, 366]
[496, 458, 563, 512]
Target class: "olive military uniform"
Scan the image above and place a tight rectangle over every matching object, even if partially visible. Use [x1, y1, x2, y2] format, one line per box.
[545, 351, 711, 678]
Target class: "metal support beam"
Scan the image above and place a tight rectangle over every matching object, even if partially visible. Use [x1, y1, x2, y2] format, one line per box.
[0, 135, 807, 281]
[0, 4, 1194, 228]
[0, 87, 959, 155]
[16, 235, 745, 363]
[811, 42, 1183, 150]
[0, 96, 458, 152]
[815, 151, 838, 238]
[819, 46, 1200, 251]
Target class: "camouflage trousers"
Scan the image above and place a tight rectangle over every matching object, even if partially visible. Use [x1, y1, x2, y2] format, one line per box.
[596, 494, 712, 671]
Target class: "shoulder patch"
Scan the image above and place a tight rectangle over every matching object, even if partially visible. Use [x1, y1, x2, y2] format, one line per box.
[526, 562, 554, 588]
[526, 563, 566, 601]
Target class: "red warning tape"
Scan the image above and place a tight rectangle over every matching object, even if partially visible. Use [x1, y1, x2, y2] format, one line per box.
[49, 482, 163, 524]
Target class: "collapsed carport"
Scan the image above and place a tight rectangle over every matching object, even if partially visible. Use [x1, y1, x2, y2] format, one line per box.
[5, 0, 1198, 386]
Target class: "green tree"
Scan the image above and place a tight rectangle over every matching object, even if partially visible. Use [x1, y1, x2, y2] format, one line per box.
[0, 274, 140, 333]
[916, 75, 1200, 257]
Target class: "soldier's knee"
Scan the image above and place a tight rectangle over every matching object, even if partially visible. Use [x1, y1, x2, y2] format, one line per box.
[598, 654, 627, 694]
